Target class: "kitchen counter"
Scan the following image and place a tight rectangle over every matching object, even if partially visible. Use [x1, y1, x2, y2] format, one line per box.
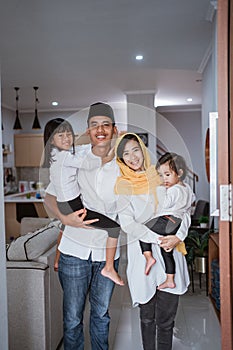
[4, 191, 44, 203]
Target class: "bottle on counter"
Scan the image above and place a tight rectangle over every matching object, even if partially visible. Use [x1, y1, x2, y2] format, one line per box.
[18, 181, 29, 193]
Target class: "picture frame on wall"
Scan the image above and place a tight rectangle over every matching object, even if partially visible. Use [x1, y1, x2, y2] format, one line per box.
[136, 133, 148, 147]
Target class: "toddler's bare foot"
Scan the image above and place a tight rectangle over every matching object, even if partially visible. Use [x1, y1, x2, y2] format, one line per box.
[157, 280, 176, 290]
[145, 257, 156, 275]
[101, 267, 125, 286]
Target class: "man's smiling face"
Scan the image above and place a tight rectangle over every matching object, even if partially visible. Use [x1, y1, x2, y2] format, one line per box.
[87, 116, 117, 147]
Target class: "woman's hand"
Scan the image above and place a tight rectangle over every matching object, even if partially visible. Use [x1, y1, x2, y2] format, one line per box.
[61, 208, 99, 228]
[159, 235, 181, 252]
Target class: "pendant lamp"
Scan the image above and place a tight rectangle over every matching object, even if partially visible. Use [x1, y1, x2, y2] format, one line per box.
[32, 86, 41, 129]
[13, 87, 22, 130]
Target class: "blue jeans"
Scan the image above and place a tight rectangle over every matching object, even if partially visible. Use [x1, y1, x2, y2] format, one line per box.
[139, 290, 179, 350]
[58, 252, 118, 350]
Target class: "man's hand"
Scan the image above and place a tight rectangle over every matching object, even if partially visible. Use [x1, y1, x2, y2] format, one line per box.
[159, 235, 181, 252]
[62, 208, 99, 228]
[44, 194, 99, 229]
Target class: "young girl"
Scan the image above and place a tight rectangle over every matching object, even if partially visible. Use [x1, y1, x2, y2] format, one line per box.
[43, 118, 124, 285]
[139, 152, 194, 289]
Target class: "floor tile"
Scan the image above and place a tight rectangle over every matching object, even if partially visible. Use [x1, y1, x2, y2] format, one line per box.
[57, 264, 221, 350]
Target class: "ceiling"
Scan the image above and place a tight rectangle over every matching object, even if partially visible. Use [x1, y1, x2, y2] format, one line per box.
[0, 0, 214, 112]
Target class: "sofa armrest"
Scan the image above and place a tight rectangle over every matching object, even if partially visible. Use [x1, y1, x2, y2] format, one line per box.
[7, 249, 63, 350]
[7, 260, 49, 270]
[36, 245, 63, 350]
[7, 261, 50, 349]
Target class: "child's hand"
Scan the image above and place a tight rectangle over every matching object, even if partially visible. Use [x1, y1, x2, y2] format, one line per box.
[102, 147, 115, 164]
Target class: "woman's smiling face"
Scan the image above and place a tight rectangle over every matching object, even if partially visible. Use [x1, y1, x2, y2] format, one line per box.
[122, 139, 145, 172]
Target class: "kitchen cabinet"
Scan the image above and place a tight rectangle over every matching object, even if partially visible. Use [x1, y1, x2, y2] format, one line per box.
[14, 134, 44, 167]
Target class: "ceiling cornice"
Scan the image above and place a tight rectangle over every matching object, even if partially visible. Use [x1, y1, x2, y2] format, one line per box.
[197, 43, 212, 74]
[1, 103, 14, 112]
[124, 90, 156, 96]
[206, 1, 217, 22]
[156, 104, 201, 113]
[1, 103, 84, 114]
[20, 107, 83, 114]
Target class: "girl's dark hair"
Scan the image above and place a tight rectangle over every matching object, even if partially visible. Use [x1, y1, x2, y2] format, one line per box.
[156, 152, 187, 180]
[42, 118, 75, 168]
[116, 134, 140, 164]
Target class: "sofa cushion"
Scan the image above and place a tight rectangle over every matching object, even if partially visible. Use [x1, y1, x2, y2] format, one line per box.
[6, 221, 60, 261]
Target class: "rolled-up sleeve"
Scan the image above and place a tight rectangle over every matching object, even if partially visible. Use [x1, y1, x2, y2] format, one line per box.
[45, 182, 56, 196]
[175, 212, 191, 241]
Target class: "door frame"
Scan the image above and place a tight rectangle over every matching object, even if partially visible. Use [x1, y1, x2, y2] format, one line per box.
[218, 0, 233, 348]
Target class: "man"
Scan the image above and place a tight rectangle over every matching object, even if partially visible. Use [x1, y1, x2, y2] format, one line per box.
[44, 102, 120, 350]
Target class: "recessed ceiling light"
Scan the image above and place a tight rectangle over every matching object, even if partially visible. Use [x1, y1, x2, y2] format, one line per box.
[52, 101, 58, 106]
[136, 55, 143, 60]
[186, 98, 193, 102]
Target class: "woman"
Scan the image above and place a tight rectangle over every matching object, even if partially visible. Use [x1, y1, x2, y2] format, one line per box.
[115, 133, 191, 350]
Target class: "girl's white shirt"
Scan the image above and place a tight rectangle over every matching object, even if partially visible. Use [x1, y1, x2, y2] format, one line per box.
[46, 144, 120, 262]
[117, 191, 191, 307]
[155, 183, 195, 241]
[50, 145, 101, 202]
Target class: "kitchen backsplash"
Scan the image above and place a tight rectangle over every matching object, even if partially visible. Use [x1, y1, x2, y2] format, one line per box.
[16, 167, 49, 189]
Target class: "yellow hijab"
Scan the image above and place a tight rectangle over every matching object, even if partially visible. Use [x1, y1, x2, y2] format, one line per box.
[114, 133, 161, 205]
[114, 133, 186, 255]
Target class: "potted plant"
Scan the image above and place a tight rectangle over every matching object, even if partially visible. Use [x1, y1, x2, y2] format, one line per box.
[198, 215, 209, 228]
[185, 229, 210, 273]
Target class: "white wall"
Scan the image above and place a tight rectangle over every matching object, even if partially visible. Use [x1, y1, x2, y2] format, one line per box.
[201, 13, 218, 220]
[1, 107, 15, 169]
[156, 107, 208, 201]
[155, 15, 218, 204]
[126, 93, 157, 163]
[0, 78, 9, 350]
[202, 14, 217, 137]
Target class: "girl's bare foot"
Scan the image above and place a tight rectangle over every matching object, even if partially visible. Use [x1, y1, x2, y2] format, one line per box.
[157, 280, 176, 290]
[145, 257, 156, 275]
[101, 267, 125, 286]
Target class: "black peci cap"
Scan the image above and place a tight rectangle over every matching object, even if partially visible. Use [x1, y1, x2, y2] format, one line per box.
[87, 102, 115, 124]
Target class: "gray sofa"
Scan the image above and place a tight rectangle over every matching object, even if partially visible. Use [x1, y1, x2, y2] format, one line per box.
[6, 217, 63, 350]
